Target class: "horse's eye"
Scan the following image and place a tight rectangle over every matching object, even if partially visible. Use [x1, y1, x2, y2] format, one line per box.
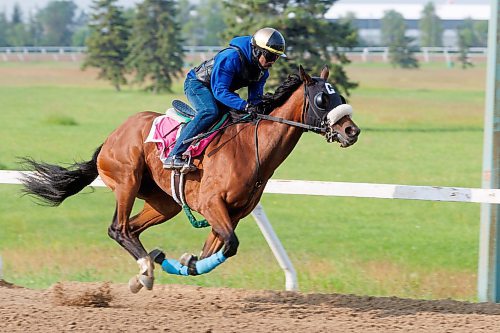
[314, 92, 329, 109]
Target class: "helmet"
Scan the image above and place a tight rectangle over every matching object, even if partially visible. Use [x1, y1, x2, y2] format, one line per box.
[251, 27, 287, 59]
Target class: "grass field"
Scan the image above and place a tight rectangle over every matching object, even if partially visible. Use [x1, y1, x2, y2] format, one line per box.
[0, 60, 487, 301]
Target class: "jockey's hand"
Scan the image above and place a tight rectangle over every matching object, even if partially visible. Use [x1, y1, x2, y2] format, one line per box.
[245, 103, 263, 119]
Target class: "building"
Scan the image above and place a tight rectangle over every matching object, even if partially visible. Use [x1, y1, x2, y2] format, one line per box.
[326, 0, 490, 47]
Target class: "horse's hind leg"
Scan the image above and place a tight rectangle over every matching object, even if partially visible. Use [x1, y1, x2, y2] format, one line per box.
[116, 191, 181, 293]
[108, 185, 157, 293]
[129, 192, 182, 236]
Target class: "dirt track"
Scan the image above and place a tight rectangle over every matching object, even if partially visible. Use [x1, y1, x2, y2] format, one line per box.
[1, 280, 500, 332]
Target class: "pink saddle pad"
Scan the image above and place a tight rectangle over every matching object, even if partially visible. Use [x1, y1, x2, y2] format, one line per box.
[145, 110, 227, 163]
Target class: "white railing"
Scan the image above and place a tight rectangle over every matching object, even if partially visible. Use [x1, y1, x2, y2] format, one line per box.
[2, 170, 499, 292]
[0, 46, 488, 64]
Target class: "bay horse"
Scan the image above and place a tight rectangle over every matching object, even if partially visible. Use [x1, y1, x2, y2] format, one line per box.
[21, 65, 360, 293]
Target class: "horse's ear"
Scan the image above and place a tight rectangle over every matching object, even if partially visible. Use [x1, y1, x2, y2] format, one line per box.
[299, 65, 313, 85]
[320, 65, 329, 80]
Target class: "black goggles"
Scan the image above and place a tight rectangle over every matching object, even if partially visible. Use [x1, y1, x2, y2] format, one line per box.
[261, 49, 280, 62]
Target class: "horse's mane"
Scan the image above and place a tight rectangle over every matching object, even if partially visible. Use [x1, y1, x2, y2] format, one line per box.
[261, 74, 303, 114]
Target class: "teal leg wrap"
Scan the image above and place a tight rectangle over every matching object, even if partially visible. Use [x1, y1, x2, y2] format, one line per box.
[160, 249, 227, 276]
[195, 250, 227, 274]
[161, 258, 189, 276]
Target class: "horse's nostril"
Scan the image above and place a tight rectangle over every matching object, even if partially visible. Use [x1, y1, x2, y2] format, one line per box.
[346, 126, 360, 138]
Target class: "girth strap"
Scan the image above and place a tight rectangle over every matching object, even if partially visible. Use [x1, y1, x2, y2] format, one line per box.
[170, 170, 210, 228]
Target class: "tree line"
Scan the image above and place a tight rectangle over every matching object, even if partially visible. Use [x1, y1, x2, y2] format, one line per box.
[377, 2, 488, 69]
[0, 0, 487, 92]
[81, 0, 358, 94]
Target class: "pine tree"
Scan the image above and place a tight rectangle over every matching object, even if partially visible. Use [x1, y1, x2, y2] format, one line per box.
[0, 12, 8, 46]
[381, 10, 419, 69]
[7, 3, 31, 46]
[36, 0, 77, 46]
[457, 19, 475, 69]
[419, 2, 443, 47]
[82, 0, 130, 91]
[128, 0, 184, 94]
[222, 0, 358, 96]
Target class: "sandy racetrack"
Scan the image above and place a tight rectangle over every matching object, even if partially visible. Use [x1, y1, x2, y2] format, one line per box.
[1, 280, 500, 332]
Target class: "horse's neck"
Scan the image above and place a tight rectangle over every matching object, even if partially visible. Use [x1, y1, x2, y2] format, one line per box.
[256, 87, 305, 177]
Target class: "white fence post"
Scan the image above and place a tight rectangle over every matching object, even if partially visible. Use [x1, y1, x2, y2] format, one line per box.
[251, 203, 298, 291]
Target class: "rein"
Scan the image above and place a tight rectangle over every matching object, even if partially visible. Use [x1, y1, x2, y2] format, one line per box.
[256, 114, 324, 133]
[250, 83, 325, 192]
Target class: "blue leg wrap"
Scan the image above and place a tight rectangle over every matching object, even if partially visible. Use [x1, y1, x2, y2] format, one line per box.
[195, 250, 227, 275]
[161, 258, 189, 276]
[160, 249, 227, 276]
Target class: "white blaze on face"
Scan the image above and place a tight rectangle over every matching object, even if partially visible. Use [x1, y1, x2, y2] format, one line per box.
[326, 104, 353, 125]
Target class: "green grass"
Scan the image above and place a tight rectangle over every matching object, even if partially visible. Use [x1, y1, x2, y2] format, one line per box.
[0, 61, 486, 301]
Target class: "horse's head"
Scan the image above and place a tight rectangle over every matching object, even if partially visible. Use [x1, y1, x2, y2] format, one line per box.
[299, 65, 360, 148]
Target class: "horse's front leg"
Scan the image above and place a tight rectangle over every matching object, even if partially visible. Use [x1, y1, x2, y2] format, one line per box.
[151, 198, 238, 276]
[200, 230, 224, 259]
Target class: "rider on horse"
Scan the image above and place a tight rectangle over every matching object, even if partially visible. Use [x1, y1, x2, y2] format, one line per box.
[163, 27, 287, 171]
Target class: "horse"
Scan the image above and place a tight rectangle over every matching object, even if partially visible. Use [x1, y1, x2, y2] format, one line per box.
[20, 65, 360, 293]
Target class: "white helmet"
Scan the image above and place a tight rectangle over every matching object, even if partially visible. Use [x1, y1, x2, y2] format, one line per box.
[251, 27, 287, 58]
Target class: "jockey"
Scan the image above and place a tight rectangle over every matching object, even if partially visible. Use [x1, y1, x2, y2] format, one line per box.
[164, 27, 287, 171]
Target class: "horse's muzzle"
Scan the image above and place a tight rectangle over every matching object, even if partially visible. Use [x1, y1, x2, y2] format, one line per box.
[326, 124, 360, 148]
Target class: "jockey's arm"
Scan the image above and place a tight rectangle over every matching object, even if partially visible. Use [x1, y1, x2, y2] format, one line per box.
[211, 55, 247, 111]
[247, 71, 269, 106]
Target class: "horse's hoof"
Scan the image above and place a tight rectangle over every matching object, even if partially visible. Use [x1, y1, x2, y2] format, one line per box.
[138, 274, 154, 290]
[128, 275, 144, 294]
[179, 253, 197, 266]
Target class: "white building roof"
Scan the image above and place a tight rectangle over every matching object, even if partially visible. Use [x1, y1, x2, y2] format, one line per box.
[326, 3, 490, 21]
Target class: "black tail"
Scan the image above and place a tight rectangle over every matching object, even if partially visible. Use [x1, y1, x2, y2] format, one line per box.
[20, 146, 102, 206]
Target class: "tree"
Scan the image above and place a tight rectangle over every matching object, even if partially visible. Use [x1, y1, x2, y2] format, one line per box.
[473, 20, 488, 47]
[180, 0, 226, 46]
[457, 18, 475, 69]
[222, 0, 358, 96]
[0, 12, 9, 46]
[419, 2, 442, 47]
[83, 0, 130, 91]
[381, 10, 418, 69]
[37, 0, 77, 46]
[6, 3, 32, 46]
[11, 3, 22, 25]
[28, 12, 44, 46]
[128, 0, 184, 93]
[72, 10, 90, 46]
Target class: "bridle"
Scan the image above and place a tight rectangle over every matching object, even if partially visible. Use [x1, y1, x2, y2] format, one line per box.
[249, 80, 352, 191]
[256, 82, 328, 133]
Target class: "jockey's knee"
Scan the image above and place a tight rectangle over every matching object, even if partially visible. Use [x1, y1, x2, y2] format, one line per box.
[197, 108, 220, 122]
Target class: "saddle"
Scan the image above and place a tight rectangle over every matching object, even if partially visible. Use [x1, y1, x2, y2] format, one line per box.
[144, 100, 230, 165]
[172, 100, 196, 119]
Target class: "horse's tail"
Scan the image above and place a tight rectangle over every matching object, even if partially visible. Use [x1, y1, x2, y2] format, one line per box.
[20, 145, 102, 206]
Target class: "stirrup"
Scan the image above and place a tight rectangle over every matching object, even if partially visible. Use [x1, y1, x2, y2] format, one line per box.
[163, 156, 184, 170]
[179, 154, 197, 174]
[180, 163, 197, 174]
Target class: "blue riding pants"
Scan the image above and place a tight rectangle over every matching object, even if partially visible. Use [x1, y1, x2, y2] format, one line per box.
[168, 76, 224, 157]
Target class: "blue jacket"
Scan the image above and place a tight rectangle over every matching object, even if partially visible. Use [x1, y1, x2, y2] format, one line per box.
[188, 36, 269, 111]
